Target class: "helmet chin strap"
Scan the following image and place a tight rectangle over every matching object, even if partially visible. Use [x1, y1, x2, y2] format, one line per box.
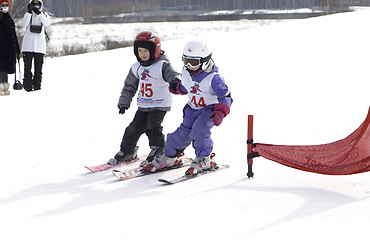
[140, 59, 154, 66]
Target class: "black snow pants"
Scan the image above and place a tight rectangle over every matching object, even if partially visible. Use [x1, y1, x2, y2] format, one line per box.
[0, 71, 8, 83]
[120, 109, 167, 154]
[22, 52, 44, 91]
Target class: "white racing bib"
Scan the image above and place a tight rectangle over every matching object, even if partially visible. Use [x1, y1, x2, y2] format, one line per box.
[132, 61, 172, 108]
[181, 68, 219, 110]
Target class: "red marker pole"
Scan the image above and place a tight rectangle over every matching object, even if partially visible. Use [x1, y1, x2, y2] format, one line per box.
[247, 115, 254, 178]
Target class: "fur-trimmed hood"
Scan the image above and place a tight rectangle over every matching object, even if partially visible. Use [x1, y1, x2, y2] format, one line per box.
[29, 0, 44, 11]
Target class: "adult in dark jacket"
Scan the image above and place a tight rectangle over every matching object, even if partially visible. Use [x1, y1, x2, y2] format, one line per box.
[0, 0, 20, 96]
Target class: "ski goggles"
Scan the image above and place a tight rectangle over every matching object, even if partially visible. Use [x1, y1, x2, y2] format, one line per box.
[0, 3, 9, 7]
[182, 56, 202, 68]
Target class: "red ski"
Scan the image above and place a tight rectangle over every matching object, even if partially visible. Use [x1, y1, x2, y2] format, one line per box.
[158, 164, 230, 185]
[112, 157, 193, 181]
[85, 155, 147, 173]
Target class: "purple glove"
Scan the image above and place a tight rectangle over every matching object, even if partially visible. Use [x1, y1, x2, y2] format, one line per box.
[209, 102, 230, 126]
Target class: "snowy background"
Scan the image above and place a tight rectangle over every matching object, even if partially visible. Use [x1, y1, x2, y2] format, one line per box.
[1, 9, 370, 240]
[46, 18, 282, 53]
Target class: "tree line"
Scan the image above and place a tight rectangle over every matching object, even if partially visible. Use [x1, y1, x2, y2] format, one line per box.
[8, 0, 370, 18]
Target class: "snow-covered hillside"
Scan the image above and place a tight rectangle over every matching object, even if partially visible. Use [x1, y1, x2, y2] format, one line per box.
[1, 9, 369, 240]
[47, 18, 282, 53]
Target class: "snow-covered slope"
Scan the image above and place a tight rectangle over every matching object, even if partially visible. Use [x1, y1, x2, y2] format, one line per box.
[0, 9, 369, 240]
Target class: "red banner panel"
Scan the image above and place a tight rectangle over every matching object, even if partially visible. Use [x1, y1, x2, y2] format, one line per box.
[254, 108, 370, 175]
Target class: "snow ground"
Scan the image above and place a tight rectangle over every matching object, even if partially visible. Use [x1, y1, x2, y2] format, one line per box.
[1, 9, 370, 240]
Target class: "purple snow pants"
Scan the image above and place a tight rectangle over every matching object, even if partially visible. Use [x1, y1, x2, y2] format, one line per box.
[165, 105, 214, 157]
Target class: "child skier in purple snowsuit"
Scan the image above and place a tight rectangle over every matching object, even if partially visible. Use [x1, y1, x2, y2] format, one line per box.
[143, 40, 232, 175]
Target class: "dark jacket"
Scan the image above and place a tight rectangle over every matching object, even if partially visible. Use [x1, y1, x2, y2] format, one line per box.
[0, 12, 20, 74]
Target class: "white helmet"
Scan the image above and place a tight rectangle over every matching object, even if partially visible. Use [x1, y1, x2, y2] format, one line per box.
[182, 40, 212, 70]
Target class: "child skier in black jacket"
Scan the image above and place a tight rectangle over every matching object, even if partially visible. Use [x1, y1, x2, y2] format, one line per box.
[108, 31, 181, 166]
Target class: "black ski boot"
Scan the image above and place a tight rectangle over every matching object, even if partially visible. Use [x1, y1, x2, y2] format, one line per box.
[108, 146, 139, 166]
[140, 146, 163, 167]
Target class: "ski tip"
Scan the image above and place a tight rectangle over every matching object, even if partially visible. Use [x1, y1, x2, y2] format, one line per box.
[84, 166, 97, 173]
[158, 164, 230, 185]
[158, 179, 172, 184]
[112, 170, 122, 179]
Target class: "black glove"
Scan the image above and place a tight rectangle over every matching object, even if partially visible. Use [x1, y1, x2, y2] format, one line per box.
[169, 80, 186, 95]
[119, 106, 127, 114]
[169, 80, 179, 92]
[32, 6, 41, 15]
[27, 4, 33, 14]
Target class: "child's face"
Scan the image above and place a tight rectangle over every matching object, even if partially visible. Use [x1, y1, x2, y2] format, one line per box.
[183, 56, 201, 71]
[32, 0, 41, 8]
[0, 1, 9, 12]
[185, 64, 200, 71]
[138, 47, 150, 62]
